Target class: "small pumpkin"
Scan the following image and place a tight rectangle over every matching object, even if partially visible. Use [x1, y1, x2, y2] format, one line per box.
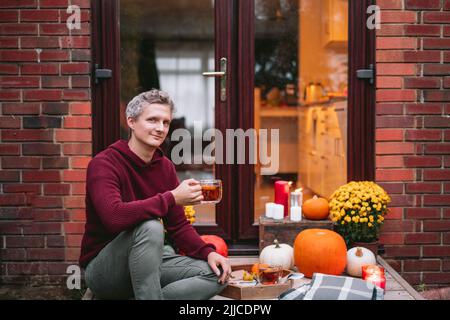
[346, 247, 376, 277]
[294, 229, 347, 278]
[251, 263, 269, 275]
[201, 235, 228, 257]
[259, 239, 294, 270]
[302, 196, 330, 220]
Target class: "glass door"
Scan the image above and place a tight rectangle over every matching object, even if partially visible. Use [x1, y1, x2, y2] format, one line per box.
[116, 0, 236, 240]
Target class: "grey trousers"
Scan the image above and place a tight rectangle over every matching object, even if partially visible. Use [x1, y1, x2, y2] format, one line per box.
[84, 219, 227, 300]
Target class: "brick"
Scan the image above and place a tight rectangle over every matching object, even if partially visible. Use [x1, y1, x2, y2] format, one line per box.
[63, 116, 91, 129]
[0, 221, 23, 234]
[21, 9, 59, 22]
[425, 143, 450, 154]
[43, 184, 70, 195]
[2, 157, 40, 169]
[42, 76, 69, 88]
[39, 23, 69, 35]
[406, 130, 442, 141]
[381, 11, 418, 23]
[424, 38, 450, 49]
[376, 103, 403, 115]
[0, 144, 20, 155]
[30, 195, 63, 208]
[0, 249, 27, 261]
[424, 195, 450, 206]
[24, 89, 62, 101]
[423, 12, 450, 23]
[61, 63, 89, 74]
[446, 0, 450, 10]
[423, 272, 450, 284]
[32, 209, 66, 221]
[424, 91, 450, 102]
[376, 142, 415, 154]
[69, 102, 91, 115]
[71, 183, 86, 194]
[405, 208, 441, 219]
[5, 236, 44, 248]
[0, 171, 20, 182]
[376, 129, 403, 141]
[446, 130, 450, 141]
[42, 102, 69, 115]
[64, 196, 85, 209]
[0, 10, 19, 21]
[46, 235, 65, 247]
[446, 156, 450, 167]
[406, 182, 441, 193]
[405, 0, 441, 10]
[377, 89, 417, 102]
[0, 194, 27, 206]
[376, 116, 415, 128]
[404, 260, 441, 272]
[404, 77, 440, 89]
[405, 103, 442, 115]
[384, 246, 420, 258]
[71, 75, 90, 88]
[376, 50, 405, 63]
[0, 50, 37, 62]
[2, 103, 40, 115]
[62, 89, 90, 101]
[424, 169, 450, 180]
[377, 182, 404, 194]
[377, 37, 417, 50]
[377, 76, 402, 89]
[42, 157, 69, 169]
[423, 246, 450, 257]
[68, 209, 86, 221]
[376, 155, 404, 169]
[379, 233, 404, 245]
[377, 0, 403, 9]
[0, 76, 39, 88]
[63, 143, 91, 155]
[424, 219, 450, 232]
[0, 116, 21, 128]
[22, 223, 61, 235]
[404, 24, 441, 36]
[22, 171, 60, 182]
[382, 220, 415, 233]
[376, 169, 414, 181]
[23, 116, 62, 129]
[1, 129, 53, 142]
[27, 248, 65, 261]
[40, 50, 70, 62]
[377, 63, 416, 76]
[424, 116, 450, 131]
[405, 233, 440, 245]
[0, 23, 37, 35]
[39, 0, 68, 7]
[0, 37, 18, 48]
[60, 36, 90, 49]
[66, 235, 82, 247]
[63, 170, 86, 182]
[0, 0, 37, 8]
[71, 0, 90, 8]
[0, 90, 20, 100]
[66, 248, 80, 261]
[445, 77, 450, 89]
[0, 63, 19, 74]
[71, 49, 91, 61]
[59, 8, 90, 22]
[3, 184, 41, 194]
[7, 263, 48, 275]
[389, 195, 415, 207]
[423, 64, 450, 76]
[21, 63, 59, 75]
[20, 36, 59, 48]
[55, 129, 91, 142]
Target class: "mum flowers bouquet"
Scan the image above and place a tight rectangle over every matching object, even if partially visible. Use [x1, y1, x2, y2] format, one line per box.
[329, 181, 391, 245]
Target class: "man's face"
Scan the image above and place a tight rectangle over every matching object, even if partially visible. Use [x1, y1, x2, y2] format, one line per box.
[127, 103, 172, 148]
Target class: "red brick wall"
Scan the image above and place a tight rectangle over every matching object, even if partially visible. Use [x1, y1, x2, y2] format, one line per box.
[0, 0, 91, 285]
[376, 0, 450, 288]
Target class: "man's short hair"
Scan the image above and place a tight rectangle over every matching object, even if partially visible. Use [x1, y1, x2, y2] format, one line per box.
[125, 89, 175, 120]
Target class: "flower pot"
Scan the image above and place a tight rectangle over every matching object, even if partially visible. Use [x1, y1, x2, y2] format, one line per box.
[351, 241, 379, 256]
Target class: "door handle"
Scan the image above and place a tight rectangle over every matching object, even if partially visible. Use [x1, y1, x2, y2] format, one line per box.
[356, 64, 374, 85]
[94, 64, 112, 84]
[202, 57, 227, 102]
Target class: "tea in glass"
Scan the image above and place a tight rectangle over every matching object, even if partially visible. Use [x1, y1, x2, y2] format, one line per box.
[258, 265, 283, 285]
[199, 179, 222, 204]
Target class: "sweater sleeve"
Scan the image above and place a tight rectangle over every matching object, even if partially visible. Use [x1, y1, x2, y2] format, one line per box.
[163, 163, 216, 261]
[87, 157, 175, 234]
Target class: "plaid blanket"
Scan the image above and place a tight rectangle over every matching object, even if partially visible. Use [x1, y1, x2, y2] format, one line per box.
[279, 273, 384, 300]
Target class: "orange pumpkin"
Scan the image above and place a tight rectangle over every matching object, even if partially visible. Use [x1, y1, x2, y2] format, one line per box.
[294, 229, 347, 278]
[302, 196, 330, 220]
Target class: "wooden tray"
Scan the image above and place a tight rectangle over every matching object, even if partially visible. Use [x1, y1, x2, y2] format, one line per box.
[220, 264, 292, 300]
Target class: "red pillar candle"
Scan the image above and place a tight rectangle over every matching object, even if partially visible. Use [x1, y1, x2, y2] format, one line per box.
[274, 181, 290, 217]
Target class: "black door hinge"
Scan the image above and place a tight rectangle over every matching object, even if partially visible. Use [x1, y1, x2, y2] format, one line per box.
[356, 64, 374, 85]
[94, 63, 112, 84]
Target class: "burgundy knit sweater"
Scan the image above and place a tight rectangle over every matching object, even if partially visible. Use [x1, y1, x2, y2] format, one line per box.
[79, 139, 215, 268]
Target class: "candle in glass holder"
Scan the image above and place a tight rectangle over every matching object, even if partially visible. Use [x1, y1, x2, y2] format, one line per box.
[274, 181, 290, 217]
[362, 265, 386, 290]
[365, 273, 386, 290]
[290, 189, 303, 222]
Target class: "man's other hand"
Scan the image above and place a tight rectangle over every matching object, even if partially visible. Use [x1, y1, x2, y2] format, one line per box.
[207, 251, 232, 285]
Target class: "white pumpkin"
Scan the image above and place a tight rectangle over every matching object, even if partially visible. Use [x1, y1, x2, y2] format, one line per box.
[259, 239, 294, 270]
[346, 247, 376, 277]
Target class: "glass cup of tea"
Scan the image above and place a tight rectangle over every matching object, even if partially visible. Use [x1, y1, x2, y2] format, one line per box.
[199, 179, 222, 204]
[257, 265, 283, 285]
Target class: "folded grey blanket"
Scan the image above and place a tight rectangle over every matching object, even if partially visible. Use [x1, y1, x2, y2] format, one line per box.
[279, 273, 384, 300]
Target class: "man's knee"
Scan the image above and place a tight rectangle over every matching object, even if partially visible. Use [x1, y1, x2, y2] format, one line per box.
[133, 219, 164, 246]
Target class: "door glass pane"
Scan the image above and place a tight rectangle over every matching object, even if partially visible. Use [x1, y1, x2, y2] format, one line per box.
[120, 0, 217, 225]
[254, 0, 348, 222]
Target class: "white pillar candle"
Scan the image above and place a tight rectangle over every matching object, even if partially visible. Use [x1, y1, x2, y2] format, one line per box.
[265, 202, 276, 218]
[290, 206, 302, 222]
[273, 204, 284, 220]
